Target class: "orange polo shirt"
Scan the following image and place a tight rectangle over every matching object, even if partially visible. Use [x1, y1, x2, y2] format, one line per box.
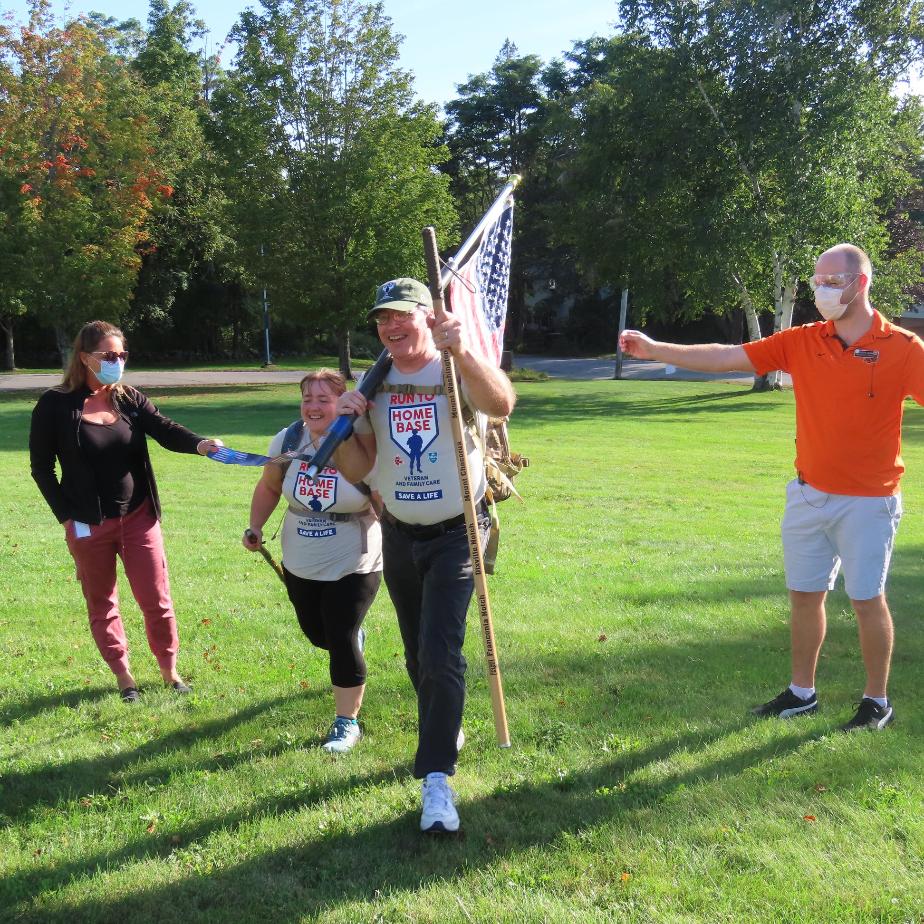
[742, 311, 924, 496]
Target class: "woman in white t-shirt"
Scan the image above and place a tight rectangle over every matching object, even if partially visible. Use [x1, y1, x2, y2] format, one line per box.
[243, 370, 382, 753]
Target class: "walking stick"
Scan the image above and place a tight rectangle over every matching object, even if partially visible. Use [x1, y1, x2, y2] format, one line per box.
[422, 225, 511, 749]
[245, 528, 285, 583]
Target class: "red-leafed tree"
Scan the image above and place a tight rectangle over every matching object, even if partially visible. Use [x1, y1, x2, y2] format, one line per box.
[0, 0, 165, 364]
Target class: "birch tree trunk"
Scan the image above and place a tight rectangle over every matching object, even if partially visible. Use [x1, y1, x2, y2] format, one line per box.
[767, 255, 796, 388]
[740, 287, 768, 391]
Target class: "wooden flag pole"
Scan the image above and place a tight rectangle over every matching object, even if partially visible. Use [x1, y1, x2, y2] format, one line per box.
[421, 225, 511, 749]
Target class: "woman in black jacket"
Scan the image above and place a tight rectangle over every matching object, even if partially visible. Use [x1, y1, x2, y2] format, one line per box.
[29, 320, 223, 702]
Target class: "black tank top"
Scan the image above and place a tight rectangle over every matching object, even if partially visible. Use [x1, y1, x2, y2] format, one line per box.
[79, 414, 147, 518]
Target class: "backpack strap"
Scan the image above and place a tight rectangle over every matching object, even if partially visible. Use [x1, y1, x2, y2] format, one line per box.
[281, 419, 304, 454]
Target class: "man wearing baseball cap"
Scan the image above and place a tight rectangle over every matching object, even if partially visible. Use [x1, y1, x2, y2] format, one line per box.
[620, 243, 924, 732]
[333, 277, 515, 832]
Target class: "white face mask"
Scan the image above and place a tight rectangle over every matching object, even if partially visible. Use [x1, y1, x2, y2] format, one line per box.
[95, 359, 125, 385]
[813, 286, 848, 321]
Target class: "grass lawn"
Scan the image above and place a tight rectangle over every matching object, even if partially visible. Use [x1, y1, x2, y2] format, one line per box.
[1, 380, 922, 923]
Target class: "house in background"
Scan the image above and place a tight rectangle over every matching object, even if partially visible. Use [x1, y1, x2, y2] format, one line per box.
[899, 305, 924, 337]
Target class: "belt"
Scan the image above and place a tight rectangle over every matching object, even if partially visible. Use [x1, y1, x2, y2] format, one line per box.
[287, 505, 362, 522]
[382, 502, 486, 541]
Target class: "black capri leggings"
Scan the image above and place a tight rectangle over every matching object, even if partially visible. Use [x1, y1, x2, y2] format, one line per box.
[282, 567, 381, 688]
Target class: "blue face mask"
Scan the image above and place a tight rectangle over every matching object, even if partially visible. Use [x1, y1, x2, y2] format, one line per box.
[95, 359, 124, 385]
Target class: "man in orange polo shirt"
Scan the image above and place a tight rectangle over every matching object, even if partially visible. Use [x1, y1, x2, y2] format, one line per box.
[620, 243, 924, 731]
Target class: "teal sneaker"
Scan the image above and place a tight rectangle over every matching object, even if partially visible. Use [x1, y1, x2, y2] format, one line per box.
[322, 717, 361, 754]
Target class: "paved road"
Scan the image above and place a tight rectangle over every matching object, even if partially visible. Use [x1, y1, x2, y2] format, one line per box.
[514, 354, 759, 383]
[0, 355, 772, 391]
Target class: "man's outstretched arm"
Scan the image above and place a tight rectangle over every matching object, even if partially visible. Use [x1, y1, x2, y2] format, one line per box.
[620, 330, 756, 374]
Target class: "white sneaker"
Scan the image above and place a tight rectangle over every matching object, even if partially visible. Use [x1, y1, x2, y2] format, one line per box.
[321, 717, 361, 754]
[420, 772, 459, 833]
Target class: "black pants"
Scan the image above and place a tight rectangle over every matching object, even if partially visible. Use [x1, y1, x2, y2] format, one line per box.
[382, 514, 488, 778]
[282, 568, 381, 688]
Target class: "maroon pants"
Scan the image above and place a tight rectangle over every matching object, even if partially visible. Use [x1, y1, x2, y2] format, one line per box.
[64, 500, 179, 676]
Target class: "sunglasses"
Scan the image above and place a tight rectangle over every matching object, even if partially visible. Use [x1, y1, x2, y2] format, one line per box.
[809, 273, 858, 292]
[90, 350, 129, 363]
[373, 310, 417, 327]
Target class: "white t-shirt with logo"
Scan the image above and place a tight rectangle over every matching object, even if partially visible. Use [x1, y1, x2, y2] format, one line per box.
[268, 426, 382, 581]
[354, 356, 487, 525]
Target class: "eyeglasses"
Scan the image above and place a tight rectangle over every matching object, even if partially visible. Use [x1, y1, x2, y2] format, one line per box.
[373, 310, 416, 327]
[90, 351, 129, 363]
[809, 273, 858, 292]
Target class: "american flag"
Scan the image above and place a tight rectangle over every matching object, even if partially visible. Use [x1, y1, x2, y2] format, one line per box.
[447, 196, 514, 367]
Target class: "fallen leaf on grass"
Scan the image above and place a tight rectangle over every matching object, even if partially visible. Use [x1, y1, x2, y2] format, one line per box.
[803, 815, 816, 822]
[200, 618, 211, 626]
[597, 633, 608, 642]
[813, 784, 828, 792]
[621, 872, 631, 883]
[299, 680, 309, 689]
[146, 821, 157, 834]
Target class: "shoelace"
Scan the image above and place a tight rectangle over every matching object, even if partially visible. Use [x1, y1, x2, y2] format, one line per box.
[426, 780, 455, 812]
[329, 719, 354, 740]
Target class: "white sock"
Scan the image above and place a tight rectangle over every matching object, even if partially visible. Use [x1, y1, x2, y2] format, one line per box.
[789, 683, 816, 701]
[865, 695, 889, 708]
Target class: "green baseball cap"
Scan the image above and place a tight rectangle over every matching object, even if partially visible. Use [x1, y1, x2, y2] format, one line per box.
[367, 278, 432, 320]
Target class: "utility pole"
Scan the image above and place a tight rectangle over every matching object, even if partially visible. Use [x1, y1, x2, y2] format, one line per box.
[613, 287, 629, 379]
[260, 244, 272, 367]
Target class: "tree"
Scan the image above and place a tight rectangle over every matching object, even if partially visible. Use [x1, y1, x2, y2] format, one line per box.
[0, 0, 163, 363]
[445, 42, 575, 347]
[211, 0, 456, 377]
[561, 0, 924, 387]
[0, 153, 30, 369]
[125, 0, 244, 358]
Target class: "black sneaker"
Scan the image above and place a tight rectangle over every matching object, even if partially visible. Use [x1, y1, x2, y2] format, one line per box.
[751, 688, 818, 718]
[841, 697, 894, 732]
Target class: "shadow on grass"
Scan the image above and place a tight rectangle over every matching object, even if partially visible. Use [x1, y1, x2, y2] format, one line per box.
[0, 685, 115, 725]
[3, 620, 900, 922]
[1, 693, 304, 822]
[3, 533, 922, 920]
[513, 386, 782, 426]
[5, 719, 826, 924]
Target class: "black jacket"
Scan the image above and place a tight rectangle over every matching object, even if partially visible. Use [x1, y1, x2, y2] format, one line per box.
[29, 384, 205, 525]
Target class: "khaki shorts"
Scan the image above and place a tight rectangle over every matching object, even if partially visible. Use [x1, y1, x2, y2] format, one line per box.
[781, 479, 903, 601]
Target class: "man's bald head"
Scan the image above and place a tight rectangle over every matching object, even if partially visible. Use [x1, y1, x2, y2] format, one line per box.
[816, 243, 873, 285]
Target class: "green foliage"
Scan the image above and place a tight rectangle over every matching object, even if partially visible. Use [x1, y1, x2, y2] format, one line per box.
[559, 0, 924, 325]
[0, 0, 166, 358]
[210, 0, 457, 372]
[126, 1, 246, 355]
[444, 42, 584, 346]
